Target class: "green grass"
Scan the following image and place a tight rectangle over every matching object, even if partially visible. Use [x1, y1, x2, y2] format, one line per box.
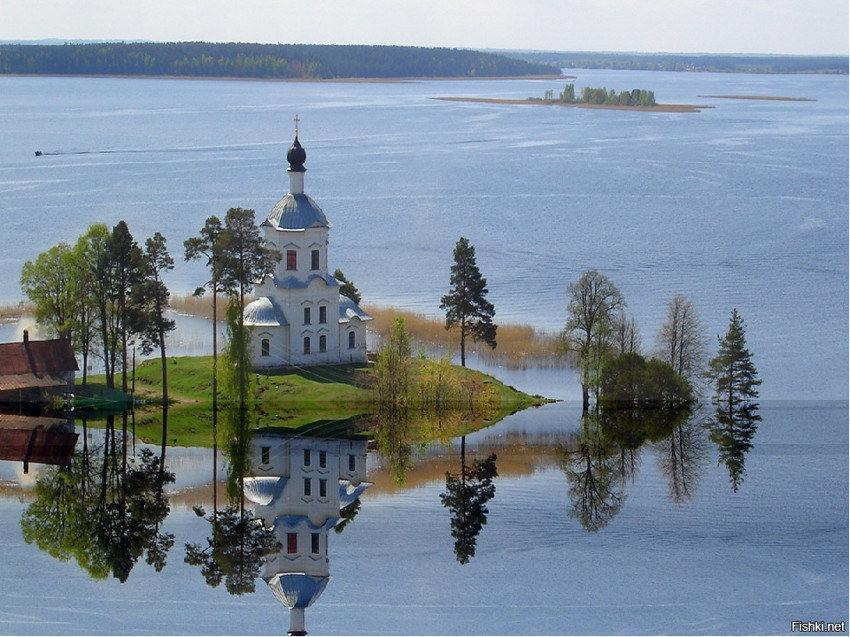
[77, 356, 550, 447]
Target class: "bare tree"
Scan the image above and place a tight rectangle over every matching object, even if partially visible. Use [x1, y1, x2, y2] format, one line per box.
[612, 309, 641, 356]
[655, 295, 708, 388]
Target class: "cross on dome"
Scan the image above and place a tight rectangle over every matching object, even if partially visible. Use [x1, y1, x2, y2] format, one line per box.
[287, 116, 306, 173]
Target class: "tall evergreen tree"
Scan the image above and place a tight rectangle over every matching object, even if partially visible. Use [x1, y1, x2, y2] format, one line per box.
[218, 207, 281, 311]
[217, 207, 280, 409]
[440, 438, 497, 564]
[707, 309, 762, 491]
[185, 216, 228, 421]
[107, 221, 143, 393]
[130, 232, 176, 402]
[440, 237, 497, 367]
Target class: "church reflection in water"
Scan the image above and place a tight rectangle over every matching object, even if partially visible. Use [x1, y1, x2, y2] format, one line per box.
[243, 433, 372, 636]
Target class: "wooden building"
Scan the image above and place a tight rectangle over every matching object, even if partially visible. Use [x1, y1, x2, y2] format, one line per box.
[0, 331, 78, 406]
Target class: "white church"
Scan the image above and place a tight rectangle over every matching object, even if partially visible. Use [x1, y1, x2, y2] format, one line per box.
[243, 433, 372, 635]
[244, 127, 372, 368]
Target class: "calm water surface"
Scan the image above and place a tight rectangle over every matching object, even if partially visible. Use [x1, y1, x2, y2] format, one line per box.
[0, 71, 847, 400]
[0, 71, 847, 635]
[0, 400, 846, 635]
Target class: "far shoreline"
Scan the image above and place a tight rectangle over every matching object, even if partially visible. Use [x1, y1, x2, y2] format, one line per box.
[0, 72, 567, 84]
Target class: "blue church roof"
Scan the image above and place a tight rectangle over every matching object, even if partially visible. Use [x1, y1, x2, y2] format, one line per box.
[264, 573, 330, 609]
[265, 193, 330, 231]
[339, 296, 373, 323]
[243, 296, 288, 327]
[274, 272, 339, 290]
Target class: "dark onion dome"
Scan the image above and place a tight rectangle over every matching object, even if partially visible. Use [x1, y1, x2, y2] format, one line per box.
[287, 136, 306, 172]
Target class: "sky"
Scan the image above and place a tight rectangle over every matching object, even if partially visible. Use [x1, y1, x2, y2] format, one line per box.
[0, 0, 847, 55]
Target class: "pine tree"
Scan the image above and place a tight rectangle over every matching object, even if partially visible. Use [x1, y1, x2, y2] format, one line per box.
[333, 268, 361, 304]
[440, 237, 497, 367]
[707, 309, 762, 491]
[440, 438, 498, 564]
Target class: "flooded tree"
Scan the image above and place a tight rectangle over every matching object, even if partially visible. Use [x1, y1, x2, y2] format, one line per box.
[707, 309, 762, 491]
[562, 270, 625, 411]
[655, 295, 708, 389]
[440, 437, 498, 564]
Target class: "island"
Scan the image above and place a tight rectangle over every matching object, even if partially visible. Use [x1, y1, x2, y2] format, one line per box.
[434, 82, 707, 112]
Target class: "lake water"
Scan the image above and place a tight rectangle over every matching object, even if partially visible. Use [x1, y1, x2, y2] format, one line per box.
[0, 70, 847, 400]
[0, 70, 847, 635]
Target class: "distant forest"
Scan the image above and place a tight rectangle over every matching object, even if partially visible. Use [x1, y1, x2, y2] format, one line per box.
[507, 51, 849, 75]
[0, 42, 558, 79]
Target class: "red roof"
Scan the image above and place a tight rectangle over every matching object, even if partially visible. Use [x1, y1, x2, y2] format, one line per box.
[0, 337, 78, 376]
[0, 414, 78, 469]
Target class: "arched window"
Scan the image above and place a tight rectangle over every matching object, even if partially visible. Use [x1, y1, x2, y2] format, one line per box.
[261, 338, 270, 357]
[348, 331, 356, 349]
[319, 335, 327, 353]
[303, 336, 311, 355]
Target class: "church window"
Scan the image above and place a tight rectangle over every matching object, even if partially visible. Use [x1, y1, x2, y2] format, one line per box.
[311, 533, 320, 554]
[303, 337, 311, 354]
[303, 307, 311, 325]
[319, 305, 327, 324]
[261, 447, 270, 464]
[348, 331, 356, 349]
[311, 250, 320, 270]
[319, 479, 327, 497]
[287, 533, 298, 554]
[319, 335, 327, 353]
[319, 451, 327, 468]
[286, 250, 297, 271]
[348, 454, 356, 472]
[303, 478, 312, 496]
[303, 449, 311, 467]
[261, 338, 270, 357]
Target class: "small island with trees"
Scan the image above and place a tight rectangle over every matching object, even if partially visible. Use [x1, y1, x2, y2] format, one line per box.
[435, 82, 706, 112]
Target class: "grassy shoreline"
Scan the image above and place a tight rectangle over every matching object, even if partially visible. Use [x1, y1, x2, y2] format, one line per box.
[80, 355, 551, 447]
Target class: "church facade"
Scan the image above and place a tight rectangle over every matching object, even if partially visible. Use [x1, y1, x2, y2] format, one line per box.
[244, 132, 371, 368]
[243, 433, 372, 635]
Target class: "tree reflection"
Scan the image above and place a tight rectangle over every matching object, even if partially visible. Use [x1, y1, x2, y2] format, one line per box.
[184, 503, 280, 595]
[183, 402, 280, 595]
[558, 412, 625, 532]
[652, 416, 708, 504]
[21, 410, 175, 581]
[371, 404, 414, 486]
[440, 436, 498, 564]
[706, 414, 758, 492]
